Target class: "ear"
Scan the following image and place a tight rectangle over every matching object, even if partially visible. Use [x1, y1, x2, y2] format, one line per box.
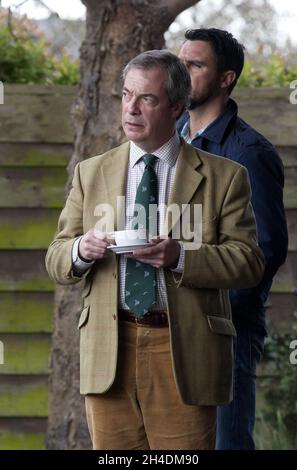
[220, 70, 236, 90]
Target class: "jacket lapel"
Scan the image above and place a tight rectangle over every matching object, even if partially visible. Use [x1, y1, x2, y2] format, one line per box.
[163, 141, 204, 236]
[99, 140, 204, 235]
[100, 142, 130, 231]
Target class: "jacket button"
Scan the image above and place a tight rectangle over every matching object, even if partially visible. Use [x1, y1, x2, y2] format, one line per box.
[112, 314, 116, 320]
[113, 273, 117, 279]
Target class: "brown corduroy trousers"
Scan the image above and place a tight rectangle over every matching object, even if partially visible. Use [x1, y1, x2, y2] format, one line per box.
[85, 320, 216, 450]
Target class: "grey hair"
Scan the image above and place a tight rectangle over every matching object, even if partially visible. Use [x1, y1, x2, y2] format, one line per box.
[122, 49, 191, 107]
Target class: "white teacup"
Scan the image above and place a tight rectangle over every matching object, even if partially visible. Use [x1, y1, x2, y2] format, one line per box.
[114, 229, 148, 246]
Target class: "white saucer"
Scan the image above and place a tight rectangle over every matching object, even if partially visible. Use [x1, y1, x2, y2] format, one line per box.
[107, 243, 151, 254]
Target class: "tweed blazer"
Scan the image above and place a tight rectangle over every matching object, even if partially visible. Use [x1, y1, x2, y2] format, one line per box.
[46, 140, 264, 405]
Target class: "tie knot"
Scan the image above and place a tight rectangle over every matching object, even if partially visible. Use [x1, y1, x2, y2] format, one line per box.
[142, 154, 157, 168]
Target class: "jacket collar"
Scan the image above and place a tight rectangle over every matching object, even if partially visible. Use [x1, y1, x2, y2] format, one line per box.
[164, 139, 204, 236]
[100, 140, 204, 235]
[177, 98, 238, 145]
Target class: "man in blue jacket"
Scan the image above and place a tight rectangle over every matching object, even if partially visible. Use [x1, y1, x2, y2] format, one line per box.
[178, 28, 288, 450]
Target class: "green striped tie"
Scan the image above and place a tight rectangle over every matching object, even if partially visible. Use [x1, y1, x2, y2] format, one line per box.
[125, 154, 158, 316]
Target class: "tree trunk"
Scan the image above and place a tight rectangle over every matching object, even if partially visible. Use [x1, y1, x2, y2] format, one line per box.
[46, 0, 200, 450]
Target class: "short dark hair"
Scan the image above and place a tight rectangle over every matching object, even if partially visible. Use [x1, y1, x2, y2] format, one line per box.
[123, 50, 191, 107]
[185, 28, 245, 94]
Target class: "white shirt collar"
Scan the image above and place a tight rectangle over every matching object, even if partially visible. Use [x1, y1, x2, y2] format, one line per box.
[129, 131, 181, 168]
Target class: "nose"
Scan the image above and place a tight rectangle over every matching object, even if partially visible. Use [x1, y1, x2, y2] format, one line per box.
[126, 97, 140, 115]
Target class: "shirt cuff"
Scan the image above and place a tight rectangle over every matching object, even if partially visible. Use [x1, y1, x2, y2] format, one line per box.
[72, 236, 95, 276]
[171, 242, 184, 273]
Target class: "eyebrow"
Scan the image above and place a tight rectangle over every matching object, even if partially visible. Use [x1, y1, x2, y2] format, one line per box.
[185, 59, 206, 66]
[122, 87, 157, 100]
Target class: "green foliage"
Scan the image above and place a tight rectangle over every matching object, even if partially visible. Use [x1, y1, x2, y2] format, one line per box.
[50, 55, 80, 86]
[0, 25, 51, 84]
[255, 410, 297, 450]
[256, 316, 297, 449]
[238, 55, 297, 88]
[0, 12, 79, 85]
[1, 10, 295, 88]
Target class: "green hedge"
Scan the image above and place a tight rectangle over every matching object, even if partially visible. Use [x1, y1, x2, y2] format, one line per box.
[238, 56, 297, 87]
[0, 12, 296, 87]
[0, 13, 79, 85]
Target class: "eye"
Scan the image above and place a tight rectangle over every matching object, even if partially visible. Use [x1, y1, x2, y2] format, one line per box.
[142, 95, 157, 105]
[187, 61, 202, 70]
[122, 90, 131, 101]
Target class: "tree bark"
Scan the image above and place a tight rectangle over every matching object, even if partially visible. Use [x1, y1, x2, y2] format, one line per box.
[46, 0, 199, 450]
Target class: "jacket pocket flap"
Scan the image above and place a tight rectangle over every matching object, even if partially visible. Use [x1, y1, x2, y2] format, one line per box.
[207, 315, 236, 336]
[78, 306, 90, 329]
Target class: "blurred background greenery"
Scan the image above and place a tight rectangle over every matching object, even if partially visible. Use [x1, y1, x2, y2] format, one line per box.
[1, 0, 297, 86]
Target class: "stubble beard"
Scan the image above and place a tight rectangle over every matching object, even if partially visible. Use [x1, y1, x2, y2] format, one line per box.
[186, 79, 221, 111]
